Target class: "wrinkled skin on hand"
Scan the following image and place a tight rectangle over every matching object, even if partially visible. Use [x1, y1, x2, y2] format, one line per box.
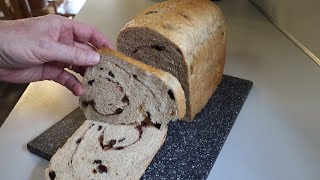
[0, 14, 112, 96]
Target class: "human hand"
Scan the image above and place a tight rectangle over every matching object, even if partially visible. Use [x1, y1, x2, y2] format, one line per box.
[0, 14, 112, 96]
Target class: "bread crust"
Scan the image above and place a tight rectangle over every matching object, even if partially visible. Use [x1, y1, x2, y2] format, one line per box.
[117, 0, 226, 120]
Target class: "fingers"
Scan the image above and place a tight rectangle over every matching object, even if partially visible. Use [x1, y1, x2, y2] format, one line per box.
[72, 42, 95, 76]
[38, 40, 100, 66]
[37, 16, 112, 66]
[65, 20, 113, 48]
[52, 70, 83, 96]
[88, 29, 113, 48]
[41, 62, 83, 96]
[74, 41, 95, 51]
[37, 62, 83, 96]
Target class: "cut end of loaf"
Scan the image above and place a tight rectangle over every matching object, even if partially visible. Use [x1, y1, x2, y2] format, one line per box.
[117, 27, 191, 120]
[80, 48, 186, 126]
[117, 0, 227, 121]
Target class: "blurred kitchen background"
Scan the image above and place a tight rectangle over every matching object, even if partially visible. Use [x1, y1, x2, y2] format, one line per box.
[0, 0, 86, 19]
[250, 0, 320, 66]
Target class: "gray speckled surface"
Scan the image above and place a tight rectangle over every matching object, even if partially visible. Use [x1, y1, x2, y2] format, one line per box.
[142, 75, 253, 180]
[27, 74, 253, 179]
[27, 108, 86, 160]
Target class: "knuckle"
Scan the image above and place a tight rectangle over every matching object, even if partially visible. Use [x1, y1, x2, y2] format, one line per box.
[38, 39, 51, 49]
[46, 14, 55, 18]
[35, 39, 51, 62]
[66, 75, 77, 88]
[72, 48, 86, 65]
[47, 14, 63, 20]
[63, 74, 73, 86]
[45, 14, 59, 22]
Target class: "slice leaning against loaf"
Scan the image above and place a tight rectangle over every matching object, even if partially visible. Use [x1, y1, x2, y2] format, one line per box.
[117, 0, 227, 120]
[45, 120, 167, 180]
[80, 48, 186, 126]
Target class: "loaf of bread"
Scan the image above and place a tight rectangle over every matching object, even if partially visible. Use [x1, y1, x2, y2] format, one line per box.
[45, 120, 167, 180]
[80, 48, 186, 126]
[117, 0, 227, 120]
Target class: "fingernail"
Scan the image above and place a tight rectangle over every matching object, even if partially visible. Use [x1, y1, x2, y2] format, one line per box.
[88, 51, 100, 65]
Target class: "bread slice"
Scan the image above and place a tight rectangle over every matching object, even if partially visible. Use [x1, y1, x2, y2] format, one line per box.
[45, 120, 167, 180]
[117, 0, 227, 120]
[80, 48, 186, 126]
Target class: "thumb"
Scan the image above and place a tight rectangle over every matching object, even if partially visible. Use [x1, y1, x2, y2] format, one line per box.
[38, 40, 100, 66]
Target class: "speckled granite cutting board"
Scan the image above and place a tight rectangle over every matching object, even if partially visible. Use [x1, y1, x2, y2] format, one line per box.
[27, 75, 253, 179]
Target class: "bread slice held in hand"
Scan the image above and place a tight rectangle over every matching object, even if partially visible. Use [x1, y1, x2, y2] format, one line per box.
[80, 48, 186, 126]
[45, 120, 167, 180]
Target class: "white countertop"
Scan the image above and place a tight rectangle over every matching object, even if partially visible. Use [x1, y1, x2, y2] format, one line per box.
[1, 0, 320, 179]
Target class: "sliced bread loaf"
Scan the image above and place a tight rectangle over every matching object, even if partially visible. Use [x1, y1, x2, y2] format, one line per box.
[80, 48, 186, 126]
[117, 0, 227, 120]
[45, 120, 167, 180]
